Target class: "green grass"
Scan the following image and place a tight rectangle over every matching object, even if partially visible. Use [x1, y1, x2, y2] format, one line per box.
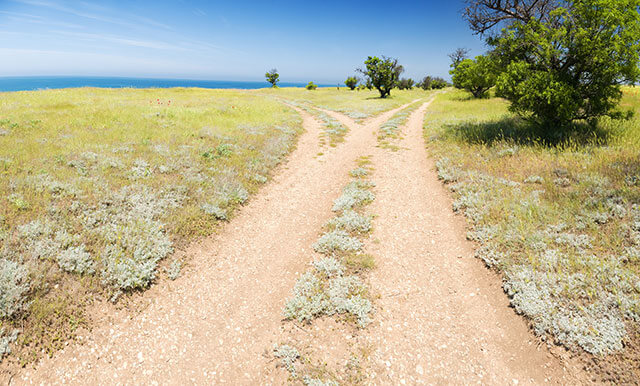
[0, 87, 301, 363]
[424, 87, 640, 375]
[260, 87, 430, 121]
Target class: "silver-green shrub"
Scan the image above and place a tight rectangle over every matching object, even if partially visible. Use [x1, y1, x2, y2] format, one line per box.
[57, 245, 94, 275]
[332, 184, 375, 212]
[0, 258, 30, 318]
[326, 210, 371, 233]
[273, 344, 300, 377]
[0, 328, 19, 359]
[312, 230, 362, 254]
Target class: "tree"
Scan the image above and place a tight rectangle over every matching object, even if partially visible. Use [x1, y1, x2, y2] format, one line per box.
[451, 55, 496, 98]
[465, 0, 640, 127]
[418, 76, 433, 90]
[430, 77, 449, 89]
[357, 56, 403, 98]
[306, 81, 318, 90]
[448, 48, 470, 70]
[345, 76, 359, 90]
[265, 68, 279, 88]
[397, 78, 415, 90]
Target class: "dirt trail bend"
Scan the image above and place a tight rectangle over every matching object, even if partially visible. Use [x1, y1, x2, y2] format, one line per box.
[357, 100, 583, 384]
[12, 103, 413, 385]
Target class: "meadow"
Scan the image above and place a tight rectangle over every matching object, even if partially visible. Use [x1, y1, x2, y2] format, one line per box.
[260, 87, 430, 121]
[425, 87, 640, 381]
[0, 87, 301, 362]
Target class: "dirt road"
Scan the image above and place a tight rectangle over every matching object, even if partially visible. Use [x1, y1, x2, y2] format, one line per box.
[10, 99, 584, 385]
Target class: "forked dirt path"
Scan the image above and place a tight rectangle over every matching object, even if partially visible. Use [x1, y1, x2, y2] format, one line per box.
[11, 103, 413, 385]
[8, 98, 586, 385]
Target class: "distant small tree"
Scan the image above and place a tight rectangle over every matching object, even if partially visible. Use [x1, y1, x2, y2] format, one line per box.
[451, 55, 496, 98]
[397, 78, 415, 90]
[345, 76, 359, 90]
[448, 48, 470, 70]
[306, 81, 318, 90]
[265, 68, 279, 88]
[357, 56, 403, 98]
[430, 77, 449, 89]
[418, 76, 433, 90]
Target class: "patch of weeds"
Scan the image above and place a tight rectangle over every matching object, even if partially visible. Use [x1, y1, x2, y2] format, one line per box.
[166, 260, 182, 280]
[326, 210, 372, 233]
[0, 258, 30, 318]
[283, 262, 372, 327]
[303, 377, 339, 386]
[344, 252, 376, 271]
[201, 203, 227, 220]
[524, 175, 544, 184]
[0, 328, 19, 360]
[349, 167, 368, 178]
[435, 157, 462, 183]
[7, 193, 29, 210]
[377, 103, 420, 149]
[313, 230, 363, 254]
[273, 344, 300, 378]
[332, 183, 375, 212]
[57, 245, 94, 275]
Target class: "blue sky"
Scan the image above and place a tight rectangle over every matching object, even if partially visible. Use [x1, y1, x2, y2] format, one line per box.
[0, 0, 488, 83]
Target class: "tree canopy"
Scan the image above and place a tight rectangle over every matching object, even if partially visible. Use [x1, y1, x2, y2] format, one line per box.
[357, 56, 403, 98]
[265, 69, 279, 88]
[465, 0, 640, 128]
[344, 76, 359, 90]
[451, 55, 496, 98]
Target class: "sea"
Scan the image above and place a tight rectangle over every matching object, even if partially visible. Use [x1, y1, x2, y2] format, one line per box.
[0, 76, 338, 92]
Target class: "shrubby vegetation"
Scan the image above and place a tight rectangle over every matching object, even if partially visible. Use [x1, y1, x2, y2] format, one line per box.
[397, 78, 415, 90]
[344, 76, 359, 90]
[377, 101, 425, 150]
[265, 68, 280, 88]
[357, 56, 403, 98]
[306, 81, 318, 90]
[425, 89, 640, 380]
[0, 88, 301, 362]
[463, 0, 640, 129]
[450, 55, 496, 98]
[284, 162, 376, 328]
[417, 76, 448, 90]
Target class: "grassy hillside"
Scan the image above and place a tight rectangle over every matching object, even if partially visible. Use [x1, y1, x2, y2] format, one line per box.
[424, 87, 640, 381]
[0, 87, 301, 363]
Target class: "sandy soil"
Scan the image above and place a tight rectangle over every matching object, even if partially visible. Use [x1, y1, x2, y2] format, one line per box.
[5, 98, 587, 385]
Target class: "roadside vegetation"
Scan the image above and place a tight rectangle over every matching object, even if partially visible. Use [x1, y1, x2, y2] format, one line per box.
[0, 87, 301, 364]
[278, 159, 377, 383]
[425, 87, 640, 381]
[377, 100, 426, 150]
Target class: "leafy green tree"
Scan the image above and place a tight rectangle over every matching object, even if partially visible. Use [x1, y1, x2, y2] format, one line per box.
[265, 68, 279, 88]
[345, 76, 359, 90]
[357, 56, 403, 98]
[465, 0, 640, 127]
[430, 77, 449, 89]
[306, 81, 318, 90]
[397, 78, 415, 90]
[450, 55, 496, 98]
